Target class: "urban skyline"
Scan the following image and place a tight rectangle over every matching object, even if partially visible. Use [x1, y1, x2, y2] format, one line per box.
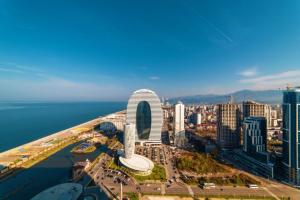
[1, 87, 300, 199]
[1, 1, 300, 199]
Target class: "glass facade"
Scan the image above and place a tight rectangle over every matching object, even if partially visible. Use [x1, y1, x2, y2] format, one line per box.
[298, 105, 300, 130]
[282, 89, 300, 185]
[136, 101, 152, 140]
[282, 104, 290, 141]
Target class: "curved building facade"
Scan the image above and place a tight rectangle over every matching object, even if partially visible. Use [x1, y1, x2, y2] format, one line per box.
[126, 89, 162, 144]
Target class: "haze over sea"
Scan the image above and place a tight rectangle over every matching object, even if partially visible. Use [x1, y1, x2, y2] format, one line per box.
[0, 102, 126, 152]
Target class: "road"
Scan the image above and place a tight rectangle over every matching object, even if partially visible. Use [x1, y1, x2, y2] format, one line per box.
[82, 138, 300, 200]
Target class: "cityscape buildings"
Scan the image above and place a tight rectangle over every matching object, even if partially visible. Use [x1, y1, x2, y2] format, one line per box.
[282, 87, 300, 185]
[217, 103, 242, 149]
[126, 89, 163, 145]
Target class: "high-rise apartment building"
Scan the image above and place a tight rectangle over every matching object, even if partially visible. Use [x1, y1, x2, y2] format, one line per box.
[174, 101, 185, 134]
[189, 113, 201, 126]
[282, 87, 300, 185]
[234, 116, 274, 179]
[124, 123, 136, 159]
[243, 117, 268, 163]
[243, 101, 271, 127]
[217, 103, 242, 149]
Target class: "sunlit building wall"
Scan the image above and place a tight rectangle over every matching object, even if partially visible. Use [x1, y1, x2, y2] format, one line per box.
[174, 101, 185, 134]
[126, 89, 162, 144]
[124, 123, 135, 159]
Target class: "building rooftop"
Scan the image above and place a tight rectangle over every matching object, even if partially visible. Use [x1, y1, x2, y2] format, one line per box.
[119, 153, 154, 172]
[285, 86, 300, 92]
[244, 116, 266, 122]
[133, 89, 155, 94]
[31, 183, 83, 200]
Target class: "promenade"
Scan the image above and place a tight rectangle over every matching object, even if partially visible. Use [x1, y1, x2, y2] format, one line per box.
[0, 110, 126, 178]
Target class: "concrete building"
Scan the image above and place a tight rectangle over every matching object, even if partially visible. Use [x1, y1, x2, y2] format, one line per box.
[196, 113, 202, 125]
[174, 101, 185, 134]
[282, 87, 300, 186]
[243, 101, 271, 128]
[31, 183, 83, 200]
[217, 103, 242, 149]
[126, 89, 163, 145]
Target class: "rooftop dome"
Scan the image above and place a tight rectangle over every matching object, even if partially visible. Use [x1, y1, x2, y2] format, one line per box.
[133, 89, 155, 94]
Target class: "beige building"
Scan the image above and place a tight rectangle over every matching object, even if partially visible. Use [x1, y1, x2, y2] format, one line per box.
[242, 101, 271, 127]
[217, 103, 242, 149]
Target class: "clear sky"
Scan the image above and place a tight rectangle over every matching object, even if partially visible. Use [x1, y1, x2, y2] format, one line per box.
[0, 0, 300, 101]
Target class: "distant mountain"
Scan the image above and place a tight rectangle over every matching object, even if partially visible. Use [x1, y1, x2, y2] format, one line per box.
[169, 90, 282, 105]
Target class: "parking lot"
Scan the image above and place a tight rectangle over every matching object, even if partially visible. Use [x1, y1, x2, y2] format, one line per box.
[136, 146, 166, 165]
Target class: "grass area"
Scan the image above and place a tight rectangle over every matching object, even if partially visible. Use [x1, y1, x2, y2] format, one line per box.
[110, 159, 166, 182]
[176, 152, 229, 174]
[134, 165, 166, 182]
[195, 195, 277, 200]
[22, 138, 78, 168]
[125, 192, 139, 200]
[198, 173, 261, 186]
[182, 173, 260, 186]
[71, 144, 96, 154]
[107, 136, 119, 148]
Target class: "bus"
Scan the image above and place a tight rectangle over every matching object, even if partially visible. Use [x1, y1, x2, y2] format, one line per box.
[247, 184, 259, 189]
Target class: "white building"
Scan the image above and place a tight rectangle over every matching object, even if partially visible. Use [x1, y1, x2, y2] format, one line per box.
[124, 124, 135, 159]
[119, 124, 154, 175]
[126, 89, 163, 145]
[196, 113, 202, 125]
[174, 101, 185, 134]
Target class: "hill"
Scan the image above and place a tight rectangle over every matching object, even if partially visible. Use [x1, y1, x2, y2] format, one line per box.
[170, 90, 282, 104]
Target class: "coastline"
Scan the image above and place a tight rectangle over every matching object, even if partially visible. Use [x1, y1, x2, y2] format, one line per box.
[0, 110, 125, 180]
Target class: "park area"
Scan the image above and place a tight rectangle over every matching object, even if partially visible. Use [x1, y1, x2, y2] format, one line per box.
[176, 152, 260, 186]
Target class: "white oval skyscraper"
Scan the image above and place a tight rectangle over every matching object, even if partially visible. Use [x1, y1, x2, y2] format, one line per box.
[126, 89, 162, 145]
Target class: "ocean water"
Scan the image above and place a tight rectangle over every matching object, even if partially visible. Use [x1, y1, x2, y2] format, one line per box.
[0, 102, 126, 152]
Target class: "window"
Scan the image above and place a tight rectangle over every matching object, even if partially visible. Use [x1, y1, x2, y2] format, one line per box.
[136, 101, 151, 140]
[298, 105, 300, 131]
[283, 104, 290, 130]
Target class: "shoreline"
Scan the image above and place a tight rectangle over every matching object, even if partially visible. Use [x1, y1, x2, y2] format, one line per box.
[0, 110, 125, 180]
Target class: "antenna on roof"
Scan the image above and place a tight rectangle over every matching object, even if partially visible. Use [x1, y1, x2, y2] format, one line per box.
[228, 95, 233, 104]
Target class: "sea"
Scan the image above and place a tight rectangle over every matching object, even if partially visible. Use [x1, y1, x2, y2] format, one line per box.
[0, 102, 126, 152]
[0, 101, 126, 200]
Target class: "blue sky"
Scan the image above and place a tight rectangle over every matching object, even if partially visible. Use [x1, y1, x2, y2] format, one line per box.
[0, 0, 300, 101]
